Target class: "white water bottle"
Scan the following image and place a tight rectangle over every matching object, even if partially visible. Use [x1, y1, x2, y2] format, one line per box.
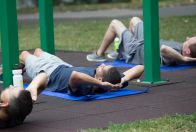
[12, 69, 23, 88]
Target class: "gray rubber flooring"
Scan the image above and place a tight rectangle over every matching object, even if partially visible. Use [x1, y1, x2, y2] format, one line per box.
[0, 51, 196, 132]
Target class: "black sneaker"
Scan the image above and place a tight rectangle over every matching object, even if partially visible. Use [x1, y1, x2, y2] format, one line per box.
[86, 52, 106, 62]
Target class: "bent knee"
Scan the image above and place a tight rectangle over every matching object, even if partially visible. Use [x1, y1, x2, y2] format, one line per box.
[160, 45, 167, 54]
[35, 48, 42, 52]
[34, 48, 43, 56]
[110, 19, 122, 27]
[20, 51, 30, 57]
[130, 17, 142, 26]
[20, 51, 31, 62]
[34, 48, 42, 53]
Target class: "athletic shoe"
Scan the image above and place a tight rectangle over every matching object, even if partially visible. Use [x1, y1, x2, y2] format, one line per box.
[86, 52, 106, 62]
[107, 51, 118, 59]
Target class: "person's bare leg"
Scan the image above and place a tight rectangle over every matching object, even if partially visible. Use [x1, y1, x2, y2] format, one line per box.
[19, 51, 32, 65]
[96, 19, 127, 56]
[129, 17, 142, 33]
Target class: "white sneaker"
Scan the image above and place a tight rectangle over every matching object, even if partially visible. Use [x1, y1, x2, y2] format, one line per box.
[86, 52, 106, 62]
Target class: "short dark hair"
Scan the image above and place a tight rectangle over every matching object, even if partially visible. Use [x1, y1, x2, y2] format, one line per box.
[102, 67, 121, 84]
[5, 90, 33, 127]
[189, 44, 196, 58]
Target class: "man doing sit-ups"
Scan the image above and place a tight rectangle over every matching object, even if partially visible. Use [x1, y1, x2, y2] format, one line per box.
[87, 17, 196, 65]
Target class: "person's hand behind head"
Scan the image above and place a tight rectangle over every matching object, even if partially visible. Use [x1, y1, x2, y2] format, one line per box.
[101, 82, 121, 91]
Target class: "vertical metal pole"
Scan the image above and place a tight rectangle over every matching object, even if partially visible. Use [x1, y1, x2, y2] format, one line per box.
[143, 0, 161, 83]
[39, 0, 55, 54]
[0, 0, 19, 88]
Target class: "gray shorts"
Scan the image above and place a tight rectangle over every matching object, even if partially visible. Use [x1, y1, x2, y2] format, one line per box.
[25, 52, 73, 79]
[117, 21, 144, 61]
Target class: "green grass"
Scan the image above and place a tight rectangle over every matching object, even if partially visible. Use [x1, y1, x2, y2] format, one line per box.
[81, 113, 196, 132]
[160, 16, 196, 42]
[18, 15, 196, 51]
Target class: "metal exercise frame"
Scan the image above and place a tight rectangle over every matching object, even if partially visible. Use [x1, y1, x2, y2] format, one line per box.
[0, 0, 162, 88]
[0, 0, 54, 87]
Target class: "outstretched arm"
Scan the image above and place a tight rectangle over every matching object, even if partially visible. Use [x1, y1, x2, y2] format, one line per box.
[69, 71, 120, 91]
[160, 45, 196, 63]
[121, 65, 144, 84]
[26, 72, 48, 102]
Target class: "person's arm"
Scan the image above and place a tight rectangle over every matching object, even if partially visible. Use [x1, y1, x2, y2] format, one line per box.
[69, 71, 120, 91]
[161, 45, 196, 63]
[121, 65, 144, 84]
[26, 72, 48, 102]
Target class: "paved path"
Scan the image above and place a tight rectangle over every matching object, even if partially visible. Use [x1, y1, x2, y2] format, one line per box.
[18, 5, 196, 24]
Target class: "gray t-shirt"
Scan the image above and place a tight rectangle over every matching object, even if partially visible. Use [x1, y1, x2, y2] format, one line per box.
[126, 39, 182, 65]
[117, 21, 183, 66]
[117, 22, 144, 64]
[160, 40, 182, 65]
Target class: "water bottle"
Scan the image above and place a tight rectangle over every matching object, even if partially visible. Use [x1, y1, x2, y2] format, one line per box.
[114, 37, 120, 51]
[12, 69, 23, 88]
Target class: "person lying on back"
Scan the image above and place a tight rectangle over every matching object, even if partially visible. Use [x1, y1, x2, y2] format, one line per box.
[0, 48, 144, 128]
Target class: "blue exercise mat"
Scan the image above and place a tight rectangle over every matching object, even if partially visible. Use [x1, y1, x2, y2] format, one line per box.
[97, 60, 196, 71]
[24, 84, 149, 101]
